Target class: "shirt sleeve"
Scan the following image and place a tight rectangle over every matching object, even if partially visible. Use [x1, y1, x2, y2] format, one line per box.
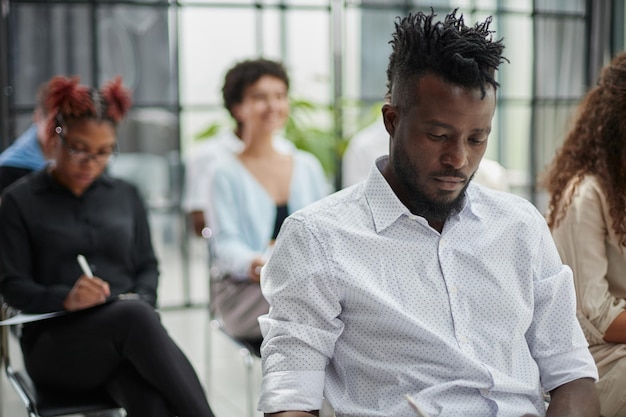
[209, 166, 258, 280]
[526, 216, 598, 391]
[298, 151, 332, 201]
[551, 180, 626, 344]
[0, 191, 69, 312]
[258, 215, 342, 413]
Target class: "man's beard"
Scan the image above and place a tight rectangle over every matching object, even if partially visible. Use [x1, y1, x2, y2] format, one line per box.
[392, 150, 471, 223]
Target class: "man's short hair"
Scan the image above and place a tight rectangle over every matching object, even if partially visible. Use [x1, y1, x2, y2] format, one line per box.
[386, 9, 507, 108]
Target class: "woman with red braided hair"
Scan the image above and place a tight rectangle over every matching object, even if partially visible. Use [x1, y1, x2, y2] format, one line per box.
[0, 75, 216, 417]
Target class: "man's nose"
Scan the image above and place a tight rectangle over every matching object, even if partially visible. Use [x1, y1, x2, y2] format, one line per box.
[441, 139, 468, 169]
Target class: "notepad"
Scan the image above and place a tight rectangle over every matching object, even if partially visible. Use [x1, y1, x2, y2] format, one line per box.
[0, 311, 66, 326]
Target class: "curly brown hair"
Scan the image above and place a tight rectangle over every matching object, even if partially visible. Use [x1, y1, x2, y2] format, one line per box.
[221, 58, 289, 129]
[541, 52, 626, 245]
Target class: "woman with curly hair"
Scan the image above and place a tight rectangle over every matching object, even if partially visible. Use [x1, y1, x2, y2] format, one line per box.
[0, 76, 215, 417]
[208, 59, 329, 356]
[542, 52, 626, 417]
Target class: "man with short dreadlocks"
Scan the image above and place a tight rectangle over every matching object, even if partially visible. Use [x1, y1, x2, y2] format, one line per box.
[257, 9, 599, 417]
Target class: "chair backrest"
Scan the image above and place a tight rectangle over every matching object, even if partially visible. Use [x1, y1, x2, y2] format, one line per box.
[0, 297, 120, 417]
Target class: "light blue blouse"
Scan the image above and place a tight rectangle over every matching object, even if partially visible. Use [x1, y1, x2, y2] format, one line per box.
[209, 149, 330, 280]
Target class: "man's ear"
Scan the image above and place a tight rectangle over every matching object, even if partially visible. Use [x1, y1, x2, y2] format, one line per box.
[381, 103, 397, 136]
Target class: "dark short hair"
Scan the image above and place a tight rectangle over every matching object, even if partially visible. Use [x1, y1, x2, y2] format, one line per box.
[222, 58, 290, 120]
[386, 9, 506, 107]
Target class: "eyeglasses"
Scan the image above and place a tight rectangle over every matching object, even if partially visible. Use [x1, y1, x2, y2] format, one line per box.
[55, 126, 118, 166]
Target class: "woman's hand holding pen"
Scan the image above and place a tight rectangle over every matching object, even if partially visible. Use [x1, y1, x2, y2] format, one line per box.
[64, 255, 110, 311]
[63, 274, 111, 311]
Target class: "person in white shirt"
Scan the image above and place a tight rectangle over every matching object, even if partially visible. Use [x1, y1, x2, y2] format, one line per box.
[342, 115, 510, 192]
[258, 9, 599, 417]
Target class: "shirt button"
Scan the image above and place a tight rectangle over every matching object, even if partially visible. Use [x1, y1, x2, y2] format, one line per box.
[459, 335, 468, 344]
[480, 389, 490, 396]
[450, 286, 458, 295]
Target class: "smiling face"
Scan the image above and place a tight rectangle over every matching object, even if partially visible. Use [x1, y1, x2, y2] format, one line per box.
[381, 73, 496, 227]
[50, 119, 117, 196]
[232, 75, 290, 137]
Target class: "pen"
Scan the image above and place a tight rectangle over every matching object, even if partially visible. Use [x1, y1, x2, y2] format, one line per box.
[76, 254, 94, 278]
[405, 394, 430, 417]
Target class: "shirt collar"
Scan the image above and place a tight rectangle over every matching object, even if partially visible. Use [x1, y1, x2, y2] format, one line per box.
[364, 156, 412, 233]
[31, 168, 115, 194]
[364, 156, 481, 233]
[463, 183, 484, 221]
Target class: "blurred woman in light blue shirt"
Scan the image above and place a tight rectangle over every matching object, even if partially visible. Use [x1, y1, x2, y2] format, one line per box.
[207, 58, 329, 354]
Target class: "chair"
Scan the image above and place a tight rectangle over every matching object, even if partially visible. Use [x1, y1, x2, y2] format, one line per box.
[206, 317, 258, 417]
[0, 297, 122, 417]
[205, 246, 261, 417]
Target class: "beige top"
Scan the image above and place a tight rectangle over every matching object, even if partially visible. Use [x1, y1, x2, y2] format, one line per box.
[551, 175, 626, 346]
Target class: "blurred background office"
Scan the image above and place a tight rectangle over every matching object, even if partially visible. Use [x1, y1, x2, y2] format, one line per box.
[0, 1, 624, 416]
[1, 0, 624, 309]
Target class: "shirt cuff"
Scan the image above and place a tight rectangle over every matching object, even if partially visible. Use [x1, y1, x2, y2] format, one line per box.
[258, 370, 325, 414]
[536, 346, 599, 391]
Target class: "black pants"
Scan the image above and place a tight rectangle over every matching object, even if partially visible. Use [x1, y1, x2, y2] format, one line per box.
[20, 300, 215, 417]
